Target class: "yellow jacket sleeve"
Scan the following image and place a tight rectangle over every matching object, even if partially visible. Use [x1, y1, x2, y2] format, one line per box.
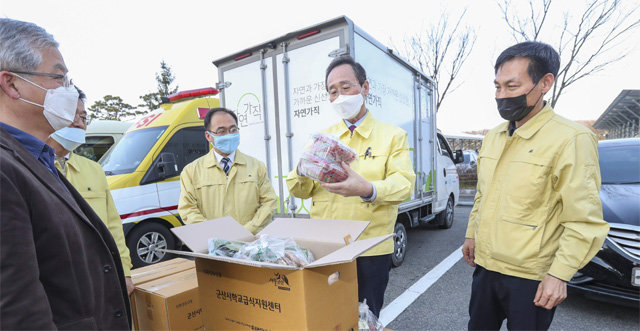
[547, 132, 609, 281]
[465, 190, 482, 239]
[286, 167, 320, 199]
[369, 131, 415, 205]
[178, 166, 207, 224]
[243, 163, 277, 234]
[105, 189, 132, 276]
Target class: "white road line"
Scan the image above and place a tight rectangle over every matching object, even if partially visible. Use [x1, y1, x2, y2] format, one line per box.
[379, 245, 464, 326]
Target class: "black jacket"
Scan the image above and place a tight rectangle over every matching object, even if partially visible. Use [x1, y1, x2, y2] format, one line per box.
[0, 127, 131, 330]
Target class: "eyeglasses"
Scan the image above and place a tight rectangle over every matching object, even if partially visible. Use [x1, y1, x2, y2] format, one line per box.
[76, 113, 87, 125]
[209, 126, 239, 136]
[328, 81, 361, 98]
[9, 70, 71, 87]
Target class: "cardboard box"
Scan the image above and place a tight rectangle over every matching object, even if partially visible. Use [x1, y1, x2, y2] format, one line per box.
[167, 216, 391, 331]
[131, 258, 196, 330]
[131, 258, 195, 285]
[133, 269, 203, 330]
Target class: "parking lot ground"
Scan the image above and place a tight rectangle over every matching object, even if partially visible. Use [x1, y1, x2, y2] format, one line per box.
[382, 205, 640, 330]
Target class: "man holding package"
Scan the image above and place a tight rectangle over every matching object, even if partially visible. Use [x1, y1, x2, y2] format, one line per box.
[287, 55, 416, 317]
[179, 107, 277, 233]
[46, 86, 134, 295]
[461, 41, 608, 330]
[0, 18, 130, 329]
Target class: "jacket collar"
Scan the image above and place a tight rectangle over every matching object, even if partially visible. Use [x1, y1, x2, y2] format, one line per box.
[498, 103, 554, 140]
[205, 148, 247, 168]
[338, 111, 375, 139]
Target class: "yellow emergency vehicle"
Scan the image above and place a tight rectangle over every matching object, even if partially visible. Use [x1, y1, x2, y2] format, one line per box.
[100, 88, 220, 267]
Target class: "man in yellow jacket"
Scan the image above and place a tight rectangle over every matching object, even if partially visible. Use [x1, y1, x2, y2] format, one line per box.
[287, 56, 415, 317]
[462, 41, 609, 330]
[178, 108, 277, 233]
[47, 88, 134, 295]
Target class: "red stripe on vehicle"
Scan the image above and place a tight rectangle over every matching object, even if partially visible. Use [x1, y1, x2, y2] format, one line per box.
[120, 205, 178, 220]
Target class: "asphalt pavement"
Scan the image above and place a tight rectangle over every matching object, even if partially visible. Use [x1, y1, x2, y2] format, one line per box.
[382, 205, 640, 330]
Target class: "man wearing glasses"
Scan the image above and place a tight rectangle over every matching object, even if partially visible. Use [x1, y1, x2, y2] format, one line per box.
[0, 19, 130, 329]
[46, 87, 134, 296]
[178, 107, 277, 233]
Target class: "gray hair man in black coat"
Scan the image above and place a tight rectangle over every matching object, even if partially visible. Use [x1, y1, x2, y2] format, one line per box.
[0, 18, 131, 330]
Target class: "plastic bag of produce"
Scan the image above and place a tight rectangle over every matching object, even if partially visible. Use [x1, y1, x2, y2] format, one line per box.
[298, 133, 357, 183]
[358, 299, 383, 331]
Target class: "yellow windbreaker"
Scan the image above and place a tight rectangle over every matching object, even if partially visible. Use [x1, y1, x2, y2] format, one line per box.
[178, 149, 277, 233]
[287, 114, 416, 256]
[466, 104, 609, 281]
[56, 153, 133, 276]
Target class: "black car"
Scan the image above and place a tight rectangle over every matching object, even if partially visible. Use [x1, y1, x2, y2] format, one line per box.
[568, 138, 640, 306]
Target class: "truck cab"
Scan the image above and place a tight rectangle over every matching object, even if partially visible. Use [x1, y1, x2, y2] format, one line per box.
[101, 88, 220, 267]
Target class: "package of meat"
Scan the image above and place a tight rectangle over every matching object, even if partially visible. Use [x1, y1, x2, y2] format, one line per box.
[298, 133, 357, 183]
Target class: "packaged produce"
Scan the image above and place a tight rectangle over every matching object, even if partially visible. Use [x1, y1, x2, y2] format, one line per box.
[358, 299, 383, 331]
[208, 238, 246, 257]
[207, 235, 314, 268]
[298, 133, 357, 183]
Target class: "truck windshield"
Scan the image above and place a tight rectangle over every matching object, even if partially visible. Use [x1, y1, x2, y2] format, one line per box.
[101, 126, 167, 175]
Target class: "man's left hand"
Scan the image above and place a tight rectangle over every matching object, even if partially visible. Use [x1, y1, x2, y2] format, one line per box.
[533, 274, 567, 309]
[321, 162, 373, 198]
[126, 276, 134, 296]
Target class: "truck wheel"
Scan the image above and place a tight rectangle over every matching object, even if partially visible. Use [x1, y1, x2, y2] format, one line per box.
[392, 222, 407, 267]
[127, 222, 176, 268]
[438, 196, 455, 229]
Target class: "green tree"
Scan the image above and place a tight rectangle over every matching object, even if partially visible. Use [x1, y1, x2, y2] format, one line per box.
[88, 95, 144, 120]
[138, 60, 179, 112]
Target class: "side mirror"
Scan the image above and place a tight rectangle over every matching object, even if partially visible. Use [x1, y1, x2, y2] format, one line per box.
[470, 160, 477, 167]
[453, 150, 464, 164]
[157, 152, 179, 178]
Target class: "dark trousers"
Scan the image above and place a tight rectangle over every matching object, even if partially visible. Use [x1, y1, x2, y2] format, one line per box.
[469, 265, 556, 331]
[356, 254, 392, 318]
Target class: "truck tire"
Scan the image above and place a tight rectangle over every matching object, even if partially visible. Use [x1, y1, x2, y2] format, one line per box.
[437, 195, 455, 229]
[127, 222, 176, 268]
[392, 222, 408, 267]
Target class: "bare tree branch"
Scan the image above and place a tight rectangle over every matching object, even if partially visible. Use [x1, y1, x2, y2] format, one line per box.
[499, 0, 640, 107]
[399, 9, 477, 110]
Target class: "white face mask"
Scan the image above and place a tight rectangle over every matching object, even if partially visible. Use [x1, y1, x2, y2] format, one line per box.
[330, 93, 364, 120]
[51, 127, 86, 152]
[13, 73, 79, 131]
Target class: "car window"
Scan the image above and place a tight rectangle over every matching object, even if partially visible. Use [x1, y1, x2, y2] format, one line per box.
[598, 144, 640, 184]
[463, 153, 470, 163]
[157, 126, 209, 173]
[76, 135, 115, 162]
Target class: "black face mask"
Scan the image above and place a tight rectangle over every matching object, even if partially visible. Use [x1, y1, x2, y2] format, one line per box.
[495, 84, 541, 122]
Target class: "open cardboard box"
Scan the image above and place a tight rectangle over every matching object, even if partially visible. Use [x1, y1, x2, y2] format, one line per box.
[164, 216, 391, 331]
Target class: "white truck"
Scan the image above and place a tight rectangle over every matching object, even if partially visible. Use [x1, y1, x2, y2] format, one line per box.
[213, 16, 462, 266]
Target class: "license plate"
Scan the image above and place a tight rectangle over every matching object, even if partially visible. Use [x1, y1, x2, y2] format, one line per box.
[633, 267, 640, 287]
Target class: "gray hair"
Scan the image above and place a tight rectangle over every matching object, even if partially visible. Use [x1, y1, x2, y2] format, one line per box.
[0, 18, 59, 72]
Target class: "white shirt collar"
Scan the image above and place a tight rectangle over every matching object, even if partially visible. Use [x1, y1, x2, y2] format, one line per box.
[214, 149, 236, 166]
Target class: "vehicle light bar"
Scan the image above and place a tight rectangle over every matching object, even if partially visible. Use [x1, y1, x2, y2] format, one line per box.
[297, 30, 320, 40]
[162, 87, 219, 103]
[234, 52, 252, 61]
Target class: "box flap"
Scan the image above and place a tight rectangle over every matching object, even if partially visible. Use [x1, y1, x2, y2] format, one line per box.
[170, 216, 254, 253]
[261, 218, 370, 245]
[305, 234, 393, 268]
